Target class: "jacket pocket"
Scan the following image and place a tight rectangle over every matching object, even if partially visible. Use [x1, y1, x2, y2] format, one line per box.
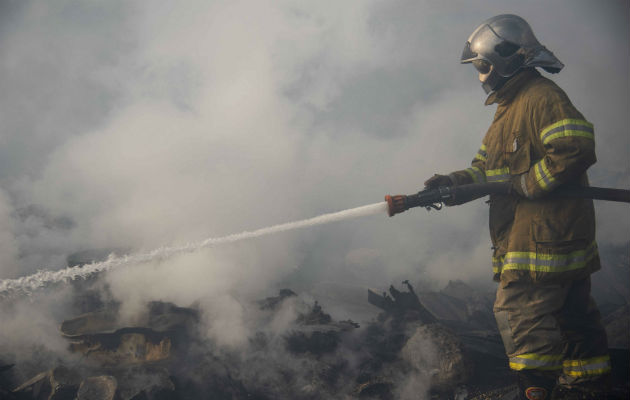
[535, 238, 590, 256]
[532, 212, 589, 243]
[506, 132, 531, 175]
[531, 217, 591, 280]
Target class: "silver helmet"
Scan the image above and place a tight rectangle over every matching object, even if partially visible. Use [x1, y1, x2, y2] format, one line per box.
[461, 14, 564, 92]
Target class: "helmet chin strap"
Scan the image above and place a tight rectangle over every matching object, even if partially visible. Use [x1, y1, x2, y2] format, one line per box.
[480, 67, 511, 94]
[481, 77, 496, 94]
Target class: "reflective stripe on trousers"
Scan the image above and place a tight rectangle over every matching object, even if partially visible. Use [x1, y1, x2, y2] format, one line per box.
[510, 353, 563, 371]
[563, 355, 612, 377]
[510, 353, 611, 377]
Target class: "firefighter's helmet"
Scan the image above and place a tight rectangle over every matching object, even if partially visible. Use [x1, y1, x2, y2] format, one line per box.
[461, 14, 564, 93]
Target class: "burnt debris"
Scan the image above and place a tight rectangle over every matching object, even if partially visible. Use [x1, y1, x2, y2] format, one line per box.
[2, 280, 628, 400]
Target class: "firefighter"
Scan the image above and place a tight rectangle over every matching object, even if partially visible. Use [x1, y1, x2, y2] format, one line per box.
[424, 15, 611, 399]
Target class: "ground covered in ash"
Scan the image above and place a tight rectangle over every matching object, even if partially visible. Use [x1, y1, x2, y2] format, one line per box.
[1, 265, 628, 399]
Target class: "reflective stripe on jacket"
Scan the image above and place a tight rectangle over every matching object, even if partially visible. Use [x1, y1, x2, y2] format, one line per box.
[449, 69, 600, 283]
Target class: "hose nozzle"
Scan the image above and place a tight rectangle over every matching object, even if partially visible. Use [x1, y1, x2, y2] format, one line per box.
[385, 194, 409, 217]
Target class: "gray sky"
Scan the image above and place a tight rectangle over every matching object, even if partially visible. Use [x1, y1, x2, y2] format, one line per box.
[0, 0, 628, 347]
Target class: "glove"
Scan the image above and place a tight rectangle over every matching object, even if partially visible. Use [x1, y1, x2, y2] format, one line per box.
[424, 174, 453, 189]
[424, 174, 460, 207]
[384, 195, 408, 217]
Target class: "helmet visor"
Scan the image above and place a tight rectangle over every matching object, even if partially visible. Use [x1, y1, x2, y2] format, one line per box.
[461, 41, 477, 63]
[461, 23, 502, 64]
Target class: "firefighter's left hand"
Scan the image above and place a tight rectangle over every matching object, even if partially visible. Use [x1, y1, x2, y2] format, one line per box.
[424, 174, 453, 189]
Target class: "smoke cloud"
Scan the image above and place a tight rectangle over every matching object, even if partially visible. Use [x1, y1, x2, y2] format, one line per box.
[0, 0, 627, 387]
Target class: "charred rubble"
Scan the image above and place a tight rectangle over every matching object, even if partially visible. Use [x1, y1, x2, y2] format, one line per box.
[1, 275, 628, 399]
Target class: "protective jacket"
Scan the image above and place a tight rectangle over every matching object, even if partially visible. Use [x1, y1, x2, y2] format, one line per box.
[448, 68, 599, 284]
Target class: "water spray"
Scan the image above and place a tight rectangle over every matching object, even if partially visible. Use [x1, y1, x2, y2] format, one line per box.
[0, 201, 388, 296]
[2, 182, 628, 297]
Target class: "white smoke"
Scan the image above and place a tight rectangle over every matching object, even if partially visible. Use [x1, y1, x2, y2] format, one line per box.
[0, 190, 19, 279]
[0, 2, 627, 393]
[2, 0, 626, 296]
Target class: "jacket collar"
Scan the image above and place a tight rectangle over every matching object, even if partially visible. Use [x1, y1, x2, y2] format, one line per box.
[485, 68, 540, 106]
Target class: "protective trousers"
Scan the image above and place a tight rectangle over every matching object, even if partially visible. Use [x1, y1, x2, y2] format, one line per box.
[493, 277, 611, 390]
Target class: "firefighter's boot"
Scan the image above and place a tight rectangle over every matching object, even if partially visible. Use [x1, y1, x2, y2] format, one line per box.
[550, 375, 612, 400]
[517, 371, 556, 400]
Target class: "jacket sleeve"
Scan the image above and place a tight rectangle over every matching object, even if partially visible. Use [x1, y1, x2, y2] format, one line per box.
[448, 141, 488, 185]
[514, 88, 596, 199]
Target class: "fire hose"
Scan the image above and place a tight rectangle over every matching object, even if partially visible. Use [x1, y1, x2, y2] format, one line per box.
[385, 182, 630, 217]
